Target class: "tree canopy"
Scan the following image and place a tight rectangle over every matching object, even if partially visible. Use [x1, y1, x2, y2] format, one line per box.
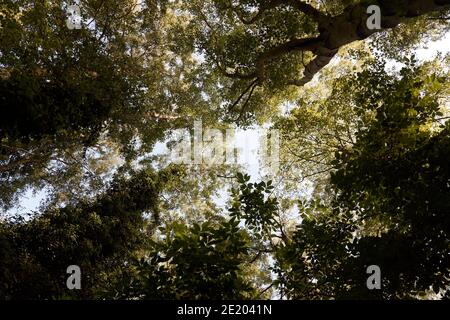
[0, 0, 450, 300]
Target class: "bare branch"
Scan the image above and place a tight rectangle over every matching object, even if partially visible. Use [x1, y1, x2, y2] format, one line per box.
[229, 78, 259, 112]
[234, 80, 259, 122]
[258, 283, 274, 298]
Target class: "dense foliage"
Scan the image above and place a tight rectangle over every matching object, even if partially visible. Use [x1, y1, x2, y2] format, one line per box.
[1, 0, 449, 300]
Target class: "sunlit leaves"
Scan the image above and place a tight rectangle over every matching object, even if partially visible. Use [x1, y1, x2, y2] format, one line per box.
[229, 172, 278, 236]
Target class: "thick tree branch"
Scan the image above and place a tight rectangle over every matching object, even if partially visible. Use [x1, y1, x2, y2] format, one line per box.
[220, 0, 450, 121]
[255, 37, 322, 81]
[225, 0, 450, 87]
[287, 47, 338, 86]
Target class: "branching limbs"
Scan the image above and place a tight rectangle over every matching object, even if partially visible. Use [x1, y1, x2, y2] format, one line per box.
[254, 36, 323, 81]
[224, 36, 325, 119]
[197, 1, 332, 119]
[202, 0, 450, 121]
[229, 78, 259, 122]
[220, 0, 327, 80]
